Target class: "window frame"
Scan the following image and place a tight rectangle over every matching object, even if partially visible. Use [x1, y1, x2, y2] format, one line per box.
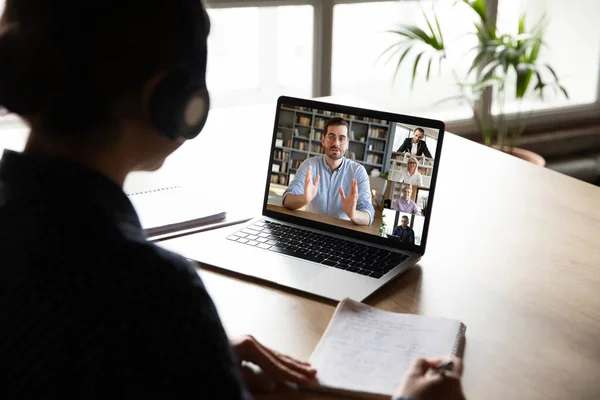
[2, 0, 598, 148]
[206, 0, 600, 144]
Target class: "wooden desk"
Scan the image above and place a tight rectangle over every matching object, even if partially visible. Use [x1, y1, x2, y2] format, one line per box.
[266, 204, 381, 236]
[155, 99, 600, 400]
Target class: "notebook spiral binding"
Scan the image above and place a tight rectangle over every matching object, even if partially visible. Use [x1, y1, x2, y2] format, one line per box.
[125, 185, 181, 197]
[452, 322, 467, 357]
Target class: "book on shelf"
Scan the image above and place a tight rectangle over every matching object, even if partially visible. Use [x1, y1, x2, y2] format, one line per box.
[368, 127, 388, 139]
[366, 154, 382, 164]
[293, 141, 308, 151]
[302, 298, 466, 399]
[273, 150, 290, 161]
[291, 160, 303, 169]
[297, 115, 312, 126]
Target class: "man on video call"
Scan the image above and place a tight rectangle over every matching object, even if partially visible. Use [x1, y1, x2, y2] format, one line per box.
[392, 215, 415, 244]
[282, 117, 374, 226]
[396, 127, 433, 158]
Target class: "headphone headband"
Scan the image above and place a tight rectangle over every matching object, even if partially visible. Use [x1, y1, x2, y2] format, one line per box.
[148, 0, 210, 141]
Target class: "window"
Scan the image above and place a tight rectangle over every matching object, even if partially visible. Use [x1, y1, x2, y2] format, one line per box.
[331, 1, 477, 121]
[206, 5, 314, 109]
[493, 0, 600, 114]
[206, 8, 261, 94]
[1, 0, 597, 144]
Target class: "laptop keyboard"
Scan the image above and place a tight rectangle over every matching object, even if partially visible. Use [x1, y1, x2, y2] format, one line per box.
[226, 220, 410, 279]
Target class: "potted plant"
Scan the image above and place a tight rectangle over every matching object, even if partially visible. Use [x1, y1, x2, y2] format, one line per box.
[380, 0, 569, 165]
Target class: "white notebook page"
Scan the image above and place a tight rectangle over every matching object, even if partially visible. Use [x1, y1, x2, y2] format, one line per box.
[308, 298, 464, 397]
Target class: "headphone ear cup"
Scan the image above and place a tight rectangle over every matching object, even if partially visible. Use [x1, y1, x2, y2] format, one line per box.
[148, 70, 209, 141]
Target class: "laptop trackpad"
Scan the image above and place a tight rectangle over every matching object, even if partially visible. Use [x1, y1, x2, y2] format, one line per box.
[249, 253, 327, 286]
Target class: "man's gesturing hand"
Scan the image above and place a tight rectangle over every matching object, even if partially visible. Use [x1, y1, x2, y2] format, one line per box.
[303, 164, 320, 205]
[339, 179, 358, 220]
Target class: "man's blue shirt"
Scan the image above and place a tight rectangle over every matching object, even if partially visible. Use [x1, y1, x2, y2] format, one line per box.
[283, 155, 374, 224]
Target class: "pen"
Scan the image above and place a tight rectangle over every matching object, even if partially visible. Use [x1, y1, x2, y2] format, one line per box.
[431, 360, 454, 372]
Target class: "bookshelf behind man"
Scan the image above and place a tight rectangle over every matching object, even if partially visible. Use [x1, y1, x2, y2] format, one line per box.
[269, 105, 397, 189]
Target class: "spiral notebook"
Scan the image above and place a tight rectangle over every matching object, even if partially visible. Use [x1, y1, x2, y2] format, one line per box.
[126, 185, 229, 239]
[303, 298, 466, 399]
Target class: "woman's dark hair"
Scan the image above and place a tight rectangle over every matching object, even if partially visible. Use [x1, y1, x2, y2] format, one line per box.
[0, 0, 208, 136]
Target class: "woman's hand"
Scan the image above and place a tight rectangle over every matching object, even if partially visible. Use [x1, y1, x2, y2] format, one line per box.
[393, 356, 465, 400]
[231, 335, 317, 393]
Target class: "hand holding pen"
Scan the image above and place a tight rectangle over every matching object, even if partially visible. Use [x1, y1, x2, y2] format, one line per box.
[393, 356, 466, 400]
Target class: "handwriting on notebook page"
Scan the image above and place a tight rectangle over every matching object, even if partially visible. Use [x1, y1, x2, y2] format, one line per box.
[309, 299, 461, 396]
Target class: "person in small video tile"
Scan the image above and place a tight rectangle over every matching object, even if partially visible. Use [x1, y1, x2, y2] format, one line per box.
[399, 156, 423, 187]
[392, 216, 415, 244]
[396, 127, 433, 158]
[394, 185, 422, 216]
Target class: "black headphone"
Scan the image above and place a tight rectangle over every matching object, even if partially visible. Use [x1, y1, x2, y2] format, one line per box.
[147, 0, 210, 141]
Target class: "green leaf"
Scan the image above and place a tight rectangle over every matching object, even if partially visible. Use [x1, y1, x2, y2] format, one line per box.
[409, 26, 442, 49]
[393, 47, 413, 83]
[375, 41, 406, 65]
[459, 77, 501, 94]
[387, 29, 420, 41]
[533, 70, 545, 94]
[434, 13, 444, 49]
[411, 51, 425, 89]
[426, 56, 433, 81]
[468, 48, 488, 76]
[463, 0, 488, 24]
[479, 59, 502, 79]
[390, 25, 443, 51]
[514, 33, 535, 42]
[545, 64, 559, 81]
[493, 44, 508, 57]
[473, 23, 487, 41]
[515, 63, 534, 98]
[423, 10, 439, 45]
[518, 14, 526, 35]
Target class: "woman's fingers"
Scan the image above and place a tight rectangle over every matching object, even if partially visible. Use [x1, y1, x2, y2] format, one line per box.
[263, 346, 317, 377]
[234, 336, 315, 384]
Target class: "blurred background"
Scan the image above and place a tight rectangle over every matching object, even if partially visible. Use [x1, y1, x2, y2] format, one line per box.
[1, 0, 599, 185]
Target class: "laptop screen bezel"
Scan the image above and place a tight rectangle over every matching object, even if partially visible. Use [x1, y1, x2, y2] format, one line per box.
[261, 96, 445, 255]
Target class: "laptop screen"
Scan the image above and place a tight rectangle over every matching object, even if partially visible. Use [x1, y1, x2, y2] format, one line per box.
[263, 96, 444, 252]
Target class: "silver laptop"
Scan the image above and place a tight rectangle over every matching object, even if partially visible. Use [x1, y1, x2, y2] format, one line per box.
[159, 96, 445, 302]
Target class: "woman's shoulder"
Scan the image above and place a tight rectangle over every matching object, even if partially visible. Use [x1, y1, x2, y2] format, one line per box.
[123, 240, 200, 281]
